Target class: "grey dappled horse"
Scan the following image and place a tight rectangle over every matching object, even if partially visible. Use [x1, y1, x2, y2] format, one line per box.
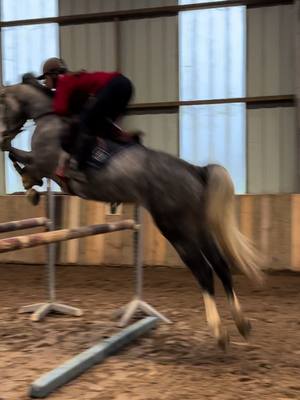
[0, 76, 262, 349]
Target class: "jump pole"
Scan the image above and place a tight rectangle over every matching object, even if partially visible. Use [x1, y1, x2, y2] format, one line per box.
[29, 316, 158, 398]
[0, 219, 137, 252]
[0, 217, 49, 233]
[116, 205, 171, 326]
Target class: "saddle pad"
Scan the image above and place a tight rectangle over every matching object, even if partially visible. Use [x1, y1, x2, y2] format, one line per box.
[87, 138, 136, 169]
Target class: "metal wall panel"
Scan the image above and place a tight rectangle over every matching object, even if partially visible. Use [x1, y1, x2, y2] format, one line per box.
[295, 0, 300, 171]
[123, 113, 178, 156]
[60, 22, 117, 70]
[120, 16, 178, 103]
[247, 107, 298, 193]
[59, 0, 177, 15]
[247, 5, 294, 97]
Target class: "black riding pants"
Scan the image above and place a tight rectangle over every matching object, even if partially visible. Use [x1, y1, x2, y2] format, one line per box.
[75, 74, 133, 166]
[83, 74, 132, 135]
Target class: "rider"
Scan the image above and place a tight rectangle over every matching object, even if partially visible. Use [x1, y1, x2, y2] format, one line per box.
[38, 57, 134, 170]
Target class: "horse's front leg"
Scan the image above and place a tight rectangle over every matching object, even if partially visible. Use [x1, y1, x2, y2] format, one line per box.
[8, 146, 33, 165]
[8, 151, 43, 189]
[1, 138, 33, 165]
[7, 146, 65, 204]
[9, 159, 42, 205]
[7, 148, 44, 205]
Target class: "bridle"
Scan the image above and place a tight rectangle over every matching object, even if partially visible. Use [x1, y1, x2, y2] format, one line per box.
[0, 88, 55, 140]
[0, 89, 25, 139]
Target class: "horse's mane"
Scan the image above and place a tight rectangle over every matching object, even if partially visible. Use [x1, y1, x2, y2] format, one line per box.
[21, 73, 54, 98]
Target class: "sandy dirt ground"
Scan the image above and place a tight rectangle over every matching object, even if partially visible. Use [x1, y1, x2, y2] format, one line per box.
[0, 264, 300, 400]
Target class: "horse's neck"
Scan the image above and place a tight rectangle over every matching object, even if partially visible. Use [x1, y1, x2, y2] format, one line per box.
[12, 85, 66, 142]
[15, 84, 53, 120]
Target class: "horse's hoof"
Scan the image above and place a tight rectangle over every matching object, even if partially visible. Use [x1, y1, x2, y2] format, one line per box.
[8, 152, 16, 162]
[217, 328, 230, 352]
[237, 318, 252, 339]
[27, 189, 40, 206]
[1, 137, 11, 151]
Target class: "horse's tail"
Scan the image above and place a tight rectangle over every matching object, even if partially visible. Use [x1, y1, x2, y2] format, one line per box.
[201, 164, 263, 283]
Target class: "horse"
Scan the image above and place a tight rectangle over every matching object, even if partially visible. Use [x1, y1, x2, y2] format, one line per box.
[0, 75, 262, 350]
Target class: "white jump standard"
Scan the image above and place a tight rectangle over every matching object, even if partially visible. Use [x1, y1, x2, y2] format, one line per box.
[19, 181, 83, 321]
[0, 180, 136, 321]
[117, 206, 171, 326]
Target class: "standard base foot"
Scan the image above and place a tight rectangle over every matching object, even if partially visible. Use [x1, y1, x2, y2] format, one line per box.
[116, 297, 171, 327]
[18, 302, 83, 322]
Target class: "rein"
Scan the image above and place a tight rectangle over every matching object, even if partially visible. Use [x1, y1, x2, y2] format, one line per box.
[34, 111, 55, 121]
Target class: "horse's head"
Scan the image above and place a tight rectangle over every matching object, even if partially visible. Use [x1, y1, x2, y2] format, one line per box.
[0, 75, 53, 150]
[0, 85, 27, 149]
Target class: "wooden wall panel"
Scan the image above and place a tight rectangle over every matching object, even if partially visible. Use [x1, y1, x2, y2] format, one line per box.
[0, 195, 299, 271]
[0, 195, 47, 264]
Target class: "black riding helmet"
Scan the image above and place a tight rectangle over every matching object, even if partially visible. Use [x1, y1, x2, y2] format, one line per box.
[37, 57, 68, 80]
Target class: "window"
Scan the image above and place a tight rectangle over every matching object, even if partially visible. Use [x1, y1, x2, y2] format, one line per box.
[1, 1, 59, 193]
[2, 24, 59, 86]
[179, 0, 229, 4]
[1, 0, 57, 21]
[179, 6, 246, 193]
[180, 104, 246, 193]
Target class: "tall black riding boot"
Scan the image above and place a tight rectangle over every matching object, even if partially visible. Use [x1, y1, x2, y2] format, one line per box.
[74, 133, 96, 170]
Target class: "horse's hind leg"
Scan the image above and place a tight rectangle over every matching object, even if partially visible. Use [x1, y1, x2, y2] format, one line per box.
[215, 262, 251, 338]
[151, 214, 228, 349]
[229, 291, 251, 339]
[207, 248, 251, 339]
[180, 249, 229, 350]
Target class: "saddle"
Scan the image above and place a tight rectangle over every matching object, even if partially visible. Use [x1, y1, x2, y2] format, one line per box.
[55, 131, 143, 191]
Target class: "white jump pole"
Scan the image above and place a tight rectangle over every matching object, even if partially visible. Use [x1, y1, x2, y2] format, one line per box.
[19, 179, 83, 321]
[117, 205, 171, 327]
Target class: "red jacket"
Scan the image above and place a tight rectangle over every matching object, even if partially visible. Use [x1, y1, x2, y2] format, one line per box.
[54, 71, 120, 115]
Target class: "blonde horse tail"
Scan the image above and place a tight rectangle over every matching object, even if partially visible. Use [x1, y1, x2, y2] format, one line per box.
[204, 164, 263, 283]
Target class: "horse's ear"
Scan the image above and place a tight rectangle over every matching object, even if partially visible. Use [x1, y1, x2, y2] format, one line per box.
[21, 73, 54, 98]
[22, 72, 37, 84]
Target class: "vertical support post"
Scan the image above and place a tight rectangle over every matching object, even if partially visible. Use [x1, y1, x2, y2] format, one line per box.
[116, 205, 171, 327]
[134, 205, 143, 300]
[18, 181, 83, 321]
[47, 179, 56, 303]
